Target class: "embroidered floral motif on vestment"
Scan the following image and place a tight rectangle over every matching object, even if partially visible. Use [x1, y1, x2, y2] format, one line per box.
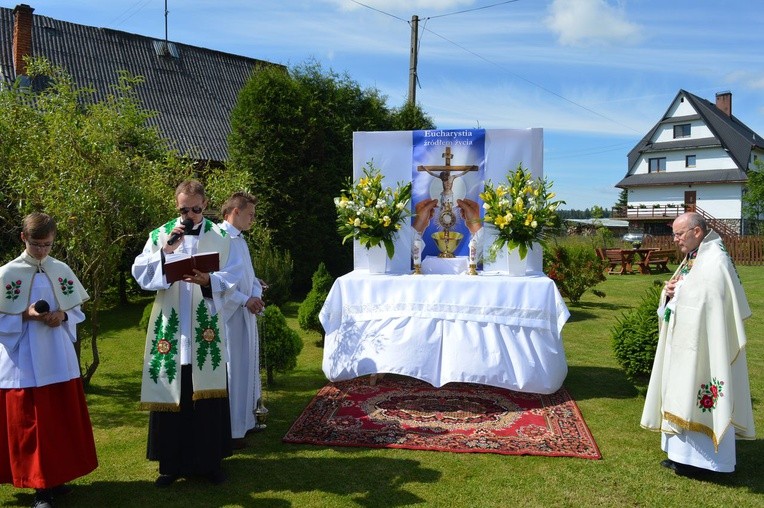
[697, 378, 724, 412]
[148, 308, 180, 383]
[4, 280, 22, 300]
[195, 301, 222, 370]
[58, 277, 75, 295]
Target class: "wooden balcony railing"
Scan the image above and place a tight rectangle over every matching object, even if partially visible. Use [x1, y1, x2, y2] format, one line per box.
[611, 205, 686, 219]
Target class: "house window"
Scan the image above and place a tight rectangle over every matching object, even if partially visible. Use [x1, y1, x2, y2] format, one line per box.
[673, 124, 691, 138]
[685, 155, 696, 168]
[649, 157, 666, 173]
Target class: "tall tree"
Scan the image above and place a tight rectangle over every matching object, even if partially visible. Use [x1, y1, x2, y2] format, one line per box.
[0, 58, 228, 383]
[228, 61, 434, 289]
[743, 160, 764, 234]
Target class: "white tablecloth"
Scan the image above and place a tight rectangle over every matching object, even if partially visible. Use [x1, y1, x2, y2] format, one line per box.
[319, 271, 570, 394]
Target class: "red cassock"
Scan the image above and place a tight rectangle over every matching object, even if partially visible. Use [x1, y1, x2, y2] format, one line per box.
[0, 378, 98, 488]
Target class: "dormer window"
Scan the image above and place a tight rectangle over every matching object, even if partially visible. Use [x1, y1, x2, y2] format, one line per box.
[649, 157, 666, 173]
[673, 123, 691, 139]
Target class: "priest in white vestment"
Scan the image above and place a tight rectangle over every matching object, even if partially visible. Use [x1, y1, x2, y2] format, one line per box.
[219, 192, 265, 448]
[132, 180, 244, 487]
[641, 212, 754, 477]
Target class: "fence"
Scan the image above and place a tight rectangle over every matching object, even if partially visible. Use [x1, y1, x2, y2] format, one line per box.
[643, 236, 764, 265]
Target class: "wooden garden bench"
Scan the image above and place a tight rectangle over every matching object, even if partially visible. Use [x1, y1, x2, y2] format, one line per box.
[596, 248, 628, 275]
[642, 248, 676, 274]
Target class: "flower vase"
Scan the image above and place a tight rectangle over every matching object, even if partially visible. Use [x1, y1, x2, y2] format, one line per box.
[366, 244, 388, 274]
[504, 246, 528, 277]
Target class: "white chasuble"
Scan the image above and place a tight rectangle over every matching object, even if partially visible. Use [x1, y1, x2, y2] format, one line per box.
[641, 231, 755, 455]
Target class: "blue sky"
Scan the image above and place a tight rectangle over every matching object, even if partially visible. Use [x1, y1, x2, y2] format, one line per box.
[5, 0, 764, 210]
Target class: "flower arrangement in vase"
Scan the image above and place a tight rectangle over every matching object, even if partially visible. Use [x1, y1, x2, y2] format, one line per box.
[479, 163, 564, 260]
[335, 161, 412, 259]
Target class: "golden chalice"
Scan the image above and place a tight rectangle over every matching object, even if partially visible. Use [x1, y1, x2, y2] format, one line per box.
[431, 231, 463, 258]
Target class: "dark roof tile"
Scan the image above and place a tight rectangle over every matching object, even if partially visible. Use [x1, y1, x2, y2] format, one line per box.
[0, 7, 281, 163]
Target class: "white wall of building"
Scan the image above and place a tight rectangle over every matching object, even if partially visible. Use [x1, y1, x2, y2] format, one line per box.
[632, 147, 734, 175]
[628, 183, 742, 219]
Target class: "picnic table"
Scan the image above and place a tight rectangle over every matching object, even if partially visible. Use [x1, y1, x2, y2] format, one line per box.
[597, 248, 661, 275]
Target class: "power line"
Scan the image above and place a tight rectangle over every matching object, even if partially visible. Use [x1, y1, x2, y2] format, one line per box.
[428, 0, 520, 20]
[106, 0, 153, 28]
[348, 0, 408, 22]
[348, 1, 643, 135]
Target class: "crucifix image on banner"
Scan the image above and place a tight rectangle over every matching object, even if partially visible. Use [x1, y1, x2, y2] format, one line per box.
[412, 129, 485, 259]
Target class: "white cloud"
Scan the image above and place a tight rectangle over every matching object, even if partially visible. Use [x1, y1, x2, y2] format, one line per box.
[725, 70, 764, 91]
[545, 0, 642, 47]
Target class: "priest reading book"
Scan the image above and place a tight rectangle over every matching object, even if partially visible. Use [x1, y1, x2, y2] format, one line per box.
[164, 251, 219, 284]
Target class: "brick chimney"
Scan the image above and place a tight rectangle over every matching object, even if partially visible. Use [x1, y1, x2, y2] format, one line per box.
[715, 91, 732, 116]
[12, 4, 34, 77]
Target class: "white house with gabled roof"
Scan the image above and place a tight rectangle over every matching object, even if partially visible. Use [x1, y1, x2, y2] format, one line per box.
[615, 90, 764, 236]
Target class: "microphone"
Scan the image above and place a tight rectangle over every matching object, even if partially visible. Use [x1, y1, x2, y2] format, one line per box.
[167, 219, 195, 246]
[33, 299, 50, 313]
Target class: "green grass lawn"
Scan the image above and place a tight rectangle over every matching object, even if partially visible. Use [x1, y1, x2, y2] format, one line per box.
[2, 266, 763, 507]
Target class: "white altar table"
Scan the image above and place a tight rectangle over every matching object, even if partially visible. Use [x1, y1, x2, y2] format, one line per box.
[319, 271, 570, 394]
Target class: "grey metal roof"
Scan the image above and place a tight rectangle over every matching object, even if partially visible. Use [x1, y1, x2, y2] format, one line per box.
[0, 7, 281, 163]
[616, 168, 748, 189]
[565, 218, 629, 228]
[625, 89, 764, 175]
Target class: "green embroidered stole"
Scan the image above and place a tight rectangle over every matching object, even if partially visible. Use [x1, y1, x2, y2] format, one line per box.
[139, 218, 231, 412]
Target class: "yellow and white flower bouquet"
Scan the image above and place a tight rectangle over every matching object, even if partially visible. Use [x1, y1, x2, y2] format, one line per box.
[335, 161, 412, 259]
[479, 164, 564, 260]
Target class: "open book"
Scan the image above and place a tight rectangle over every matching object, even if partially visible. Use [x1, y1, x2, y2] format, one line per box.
[164, 251, 219, 284]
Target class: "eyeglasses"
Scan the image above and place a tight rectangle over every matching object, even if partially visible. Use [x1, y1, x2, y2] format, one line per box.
[672, 227, 696, 238]
[178, 206, 203, 214]
[27, 241, 53, 249]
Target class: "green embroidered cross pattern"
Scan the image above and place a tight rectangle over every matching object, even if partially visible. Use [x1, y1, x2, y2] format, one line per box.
[195, 301, 222, 370]
[148, 308, 179, 383]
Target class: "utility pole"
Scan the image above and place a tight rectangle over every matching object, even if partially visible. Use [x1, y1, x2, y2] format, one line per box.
[408, 15, 419, 105]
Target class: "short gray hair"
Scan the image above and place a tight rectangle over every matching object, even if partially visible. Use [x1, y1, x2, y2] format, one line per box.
[683, 212, 707, 234]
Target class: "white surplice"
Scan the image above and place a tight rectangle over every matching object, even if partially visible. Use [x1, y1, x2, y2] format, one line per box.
[219, 220, 262, 438]
[0, 272, 85, 389]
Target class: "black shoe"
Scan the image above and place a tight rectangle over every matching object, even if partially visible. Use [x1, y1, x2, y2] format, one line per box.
[660, 459, 678, 471]
[32, 489, 53, 508]
[50, 484, 72, 497]
[207, 469, 227, 485]
[673, 462, 712, 479]
[232, 438, 247, 450]
[154, 474, 179, 487]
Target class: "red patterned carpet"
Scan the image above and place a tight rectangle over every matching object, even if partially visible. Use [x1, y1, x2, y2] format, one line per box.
[283, 375, 601, 459]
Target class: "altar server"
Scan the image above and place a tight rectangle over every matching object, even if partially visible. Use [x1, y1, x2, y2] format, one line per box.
[641, 212, 755, 477]
[132, 180, 242, 486]
[219, 192, 265, 448]
[0, 212, 97, 508]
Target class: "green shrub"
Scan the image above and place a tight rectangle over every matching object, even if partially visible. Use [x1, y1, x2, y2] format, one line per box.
[298, 262, 335, 335]
[543, 243, 607, 303]
[258, 305, 303, 384]
[139, 301, 154, 331]
[612, 283, 662, 384]
[250, 228, 293, 308]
